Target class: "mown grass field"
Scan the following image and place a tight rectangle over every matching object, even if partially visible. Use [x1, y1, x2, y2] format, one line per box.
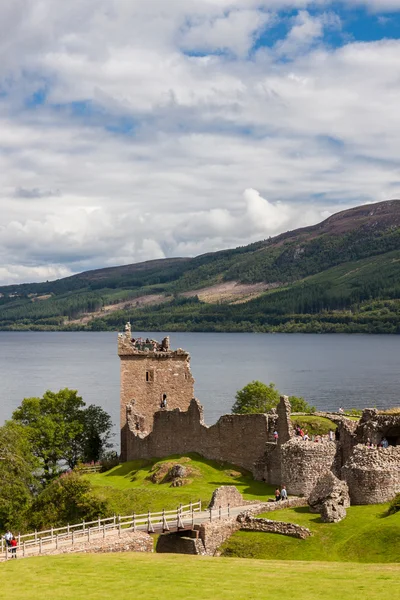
[87, 453, 275, 514]
[222, 504, 400, 563]
[2, 553, 399, 600]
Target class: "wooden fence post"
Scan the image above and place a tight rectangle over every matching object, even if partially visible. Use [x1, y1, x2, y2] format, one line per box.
[103, 524, 106, 539]
[39, 538, 42, 554]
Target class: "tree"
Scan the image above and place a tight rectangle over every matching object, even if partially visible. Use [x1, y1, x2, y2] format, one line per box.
[232, 381, 315, 414]
[77, 405, 114, 465]
[28, 472, 110, 529]
[0, 421, 38, 531]
[12, 389, 114, 479]
[232, 381, 280, 414]
[288, 396, 316, 413]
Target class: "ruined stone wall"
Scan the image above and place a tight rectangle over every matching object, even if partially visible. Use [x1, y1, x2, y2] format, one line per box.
[208, 486, 248, 509]
[237, 514, 311, 539]
[195, 518, 240, 556]
[118, 333, 194, 460]
[44, 531, 153, 556]
[279, 438, 337, 496]
[125, 399, 271, 473]
[355, 409, 400, 445]
[342, 445, 400, 504]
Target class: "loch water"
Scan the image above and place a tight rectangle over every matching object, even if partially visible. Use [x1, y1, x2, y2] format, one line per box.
[1, 331, 399, 448]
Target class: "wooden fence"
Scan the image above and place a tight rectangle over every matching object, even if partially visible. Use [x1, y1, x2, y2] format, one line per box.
[1, 501, 207, 561]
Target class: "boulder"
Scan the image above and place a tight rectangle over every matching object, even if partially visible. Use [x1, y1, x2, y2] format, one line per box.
[308, 472, 350, 523]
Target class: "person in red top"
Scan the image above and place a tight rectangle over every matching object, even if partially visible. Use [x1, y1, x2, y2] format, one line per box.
[10, 536, 17, 559]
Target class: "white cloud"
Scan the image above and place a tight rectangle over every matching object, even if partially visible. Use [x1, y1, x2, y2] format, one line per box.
[0, 1, 400, 284]
[180, 9, 273, 57]
[275, 11, 341, 57]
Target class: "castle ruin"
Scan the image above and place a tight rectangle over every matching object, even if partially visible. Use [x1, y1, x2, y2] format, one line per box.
[118, 328, 400, 504]
[118, 324, 194, 461]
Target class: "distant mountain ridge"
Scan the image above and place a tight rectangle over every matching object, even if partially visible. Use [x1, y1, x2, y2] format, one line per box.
[1, 199, 400, 333]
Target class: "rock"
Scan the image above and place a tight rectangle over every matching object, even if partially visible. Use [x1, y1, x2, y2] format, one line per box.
[169, 464, 187, 479]
[308, 472, 350, 523]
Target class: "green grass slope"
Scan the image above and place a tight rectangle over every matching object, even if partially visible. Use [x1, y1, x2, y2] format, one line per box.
[87, 454, 275, 515]
[222, 505, 400, 563]
[2, 554, 399, 600]
[1, 199, 400, 332]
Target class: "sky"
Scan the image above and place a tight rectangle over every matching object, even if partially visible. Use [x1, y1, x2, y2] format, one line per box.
[2, 0, 400, 285]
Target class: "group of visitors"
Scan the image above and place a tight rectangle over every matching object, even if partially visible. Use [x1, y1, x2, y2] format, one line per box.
[275, 486, 288, 501]
[3, 530, 17, 558]
[294, 425, 310, 440]
[366, 437, 389, 449]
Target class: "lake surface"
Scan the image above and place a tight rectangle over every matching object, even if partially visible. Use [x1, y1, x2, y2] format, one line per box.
[1, 332, 399, 449]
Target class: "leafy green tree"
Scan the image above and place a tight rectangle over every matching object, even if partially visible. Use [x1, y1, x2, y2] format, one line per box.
[232, 381, 280, 414]
[79, 404, 114, 464]
[0, 422, 38, 531]
[288, 396, 316, 413]
[28, 472, 110, 529]
[232, 382, 315, 414]
[12, 389, 114, 478]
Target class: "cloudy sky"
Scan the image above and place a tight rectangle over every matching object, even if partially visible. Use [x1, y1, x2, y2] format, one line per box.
[1, 0, 400, 285]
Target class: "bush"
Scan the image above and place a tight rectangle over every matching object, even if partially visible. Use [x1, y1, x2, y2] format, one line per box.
[289, 396, 316, 413]
[100, 451, 120, 472]
[28, 471, 110, 529]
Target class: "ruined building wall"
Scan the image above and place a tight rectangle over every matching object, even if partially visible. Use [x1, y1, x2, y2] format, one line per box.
[118, 332, 194, 461]
[279, 438, 337, 496]
[342, 445, 400, 504]
[125, 399, 272, 473]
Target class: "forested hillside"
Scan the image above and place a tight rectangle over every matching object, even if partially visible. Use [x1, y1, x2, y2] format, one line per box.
[1, 199, 400, 333]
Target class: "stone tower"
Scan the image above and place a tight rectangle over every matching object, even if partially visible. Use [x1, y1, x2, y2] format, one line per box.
[118, 324, 195, 461]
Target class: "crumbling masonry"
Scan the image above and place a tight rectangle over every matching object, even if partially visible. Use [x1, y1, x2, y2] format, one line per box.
[118, 330, 400, 504]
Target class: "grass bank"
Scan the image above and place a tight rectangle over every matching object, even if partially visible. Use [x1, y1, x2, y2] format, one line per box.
[2, 554, 399, 600]
[87, 453, 275, 514]
[222, 504, 400, 563]
[290, 415, 337, 435]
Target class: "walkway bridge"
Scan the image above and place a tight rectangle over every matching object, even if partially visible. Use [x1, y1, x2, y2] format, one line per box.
[1, 501, 246, 561]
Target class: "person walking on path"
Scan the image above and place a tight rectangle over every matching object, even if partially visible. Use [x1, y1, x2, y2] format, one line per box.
[4, 530, 12, 548]
[280, 485, 288, 501]
[273, 430, 279, 443]
[10, 537, 17, 559]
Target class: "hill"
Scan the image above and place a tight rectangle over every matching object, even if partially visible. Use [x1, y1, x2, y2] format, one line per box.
[1, 199, 400, 332]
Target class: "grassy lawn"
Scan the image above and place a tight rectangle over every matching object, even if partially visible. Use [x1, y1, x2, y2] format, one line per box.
[222, 504, 400, 563]
[87, 453, 275, 515]
[290, 415, 337, 435]
[2, 553, 399, 600]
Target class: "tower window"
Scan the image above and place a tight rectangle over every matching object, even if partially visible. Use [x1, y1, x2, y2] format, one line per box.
[146, 370, 154, 382]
